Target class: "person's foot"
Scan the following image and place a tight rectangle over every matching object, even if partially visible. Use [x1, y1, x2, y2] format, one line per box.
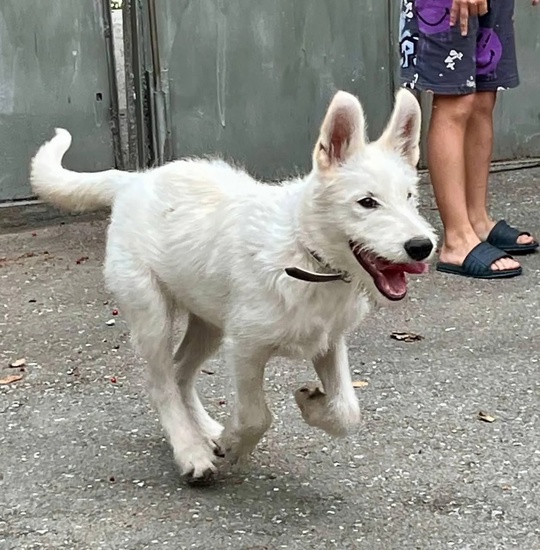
[439, 233, 521, 271]
[472, 218, 536, 247]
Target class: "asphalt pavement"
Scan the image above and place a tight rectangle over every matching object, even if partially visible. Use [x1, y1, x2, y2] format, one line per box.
[1, 169, 539, 550]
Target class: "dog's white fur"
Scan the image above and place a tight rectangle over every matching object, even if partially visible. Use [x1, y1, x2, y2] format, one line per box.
[30, 89, 436, 480]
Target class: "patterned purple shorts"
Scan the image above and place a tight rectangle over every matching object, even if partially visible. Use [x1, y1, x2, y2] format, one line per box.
[399, 0, 519, 94]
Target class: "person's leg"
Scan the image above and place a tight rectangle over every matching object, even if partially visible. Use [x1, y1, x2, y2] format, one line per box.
[466, 0, 536, 247]
[463, 90, 496, 240]
[427, 94, 520, 271]
[399, 0, 520, 271]
[464, 92, 533, 245]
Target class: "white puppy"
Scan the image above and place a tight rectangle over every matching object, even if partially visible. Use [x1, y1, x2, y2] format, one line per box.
[30, 89, 437, 481]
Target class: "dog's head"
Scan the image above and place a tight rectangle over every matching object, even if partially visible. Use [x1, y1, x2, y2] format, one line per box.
[303, 89, 437, 303]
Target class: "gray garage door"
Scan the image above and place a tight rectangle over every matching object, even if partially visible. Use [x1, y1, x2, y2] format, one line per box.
[0, 0, 120, 202]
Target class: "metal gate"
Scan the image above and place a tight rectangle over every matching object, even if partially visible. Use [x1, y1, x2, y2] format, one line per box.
[128, 0, 540, 173]
[0, 0, 120, 202]
[1, 0, 540, 207]
[127, 0, 396, 179]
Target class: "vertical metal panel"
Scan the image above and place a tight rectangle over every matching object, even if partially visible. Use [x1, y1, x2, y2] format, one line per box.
[145, 0, 394, 180]
[0, 0, 119, 202]
[492, 5, 540, 161]
[123, 0, 150, 169]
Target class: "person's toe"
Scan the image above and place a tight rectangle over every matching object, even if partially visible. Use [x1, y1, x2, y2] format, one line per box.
[491, 257, 520, 271]
[516, 233, 536, 245]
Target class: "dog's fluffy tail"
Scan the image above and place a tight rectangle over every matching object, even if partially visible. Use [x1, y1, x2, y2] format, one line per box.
[30, 128, 133, 212]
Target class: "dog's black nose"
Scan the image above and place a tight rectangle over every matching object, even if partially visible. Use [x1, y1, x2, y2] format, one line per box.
[404, 237, 433, 261]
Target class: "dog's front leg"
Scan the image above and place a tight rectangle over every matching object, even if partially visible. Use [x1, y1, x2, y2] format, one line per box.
[295, 337, 360, 437]
[220, 343, 272, 466]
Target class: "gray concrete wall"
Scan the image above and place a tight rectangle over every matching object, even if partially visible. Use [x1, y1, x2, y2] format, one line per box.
[0, 0, 118, 202]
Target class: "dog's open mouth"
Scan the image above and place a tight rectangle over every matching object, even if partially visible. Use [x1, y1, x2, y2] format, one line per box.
[349, 241, 428, 301]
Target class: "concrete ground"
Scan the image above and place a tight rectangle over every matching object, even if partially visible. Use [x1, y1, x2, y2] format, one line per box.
[0, 170, 539, 550]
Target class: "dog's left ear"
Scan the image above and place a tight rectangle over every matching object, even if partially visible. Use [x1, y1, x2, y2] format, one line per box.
[377, 89, 422, 167]
[313, 91, 366, 172]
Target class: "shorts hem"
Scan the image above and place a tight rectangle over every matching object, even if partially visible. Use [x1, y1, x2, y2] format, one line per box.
[476, 79, 520, 92]
[400, 80, 476, 95]
[400, 79, 520, 95]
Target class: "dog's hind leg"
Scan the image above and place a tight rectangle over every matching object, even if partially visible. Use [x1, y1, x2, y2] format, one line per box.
[174, 314, 224, 450]
[110, 269, 219, 481]
[295, 337, 361, 437]
[219, 342, 273, 465]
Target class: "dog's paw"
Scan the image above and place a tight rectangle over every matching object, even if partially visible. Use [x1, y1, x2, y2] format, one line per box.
[217, 431, 256, 466]
[175, 443, 220, 484]
[294, 382, 327, 411]
[190, 413, 224, 459]
[294, 382, 359, 437]
[217, 419, 270, 467]
[200, 419, 225, 446]
[295, 382, 329, 430]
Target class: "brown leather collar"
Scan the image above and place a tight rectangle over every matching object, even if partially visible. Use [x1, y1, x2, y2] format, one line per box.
[285, 250, 351, 283]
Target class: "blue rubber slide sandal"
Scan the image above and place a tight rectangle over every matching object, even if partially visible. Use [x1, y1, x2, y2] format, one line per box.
[486, 220, 539, 255]
[436, 241, 522, 279]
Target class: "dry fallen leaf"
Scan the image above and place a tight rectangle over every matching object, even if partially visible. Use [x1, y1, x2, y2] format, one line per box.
[0, 374, 24, 385]
[9, 358, 26, 368]
[478, 411, 496, 423]
[352, 380, 369, 388]
[390, 331, 424, 342]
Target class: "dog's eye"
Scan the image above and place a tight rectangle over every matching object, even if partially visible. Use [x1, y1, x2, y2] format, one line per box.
[407, 192, 413, 200]
[357, 197, 379, 209]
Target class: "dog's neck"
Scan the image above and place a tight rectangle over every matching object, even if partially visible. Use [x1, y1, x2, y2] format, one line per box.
[284, 177, 351, 284]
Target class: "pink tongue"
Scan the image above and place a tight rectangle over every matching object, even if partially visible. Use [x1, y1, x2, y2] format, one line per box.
[401, 262, 429, 274]
[375, 260, 429, 275]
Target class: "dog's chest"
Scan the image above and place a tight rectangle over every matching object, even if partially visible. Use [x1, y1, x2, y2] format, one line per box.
[274, 288, 369, 358]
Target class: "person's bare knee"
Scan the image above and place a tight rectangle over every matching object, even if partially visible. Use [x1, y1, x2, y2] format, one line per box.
[432, 93, 477, 125]
[471, 91, 497, 119]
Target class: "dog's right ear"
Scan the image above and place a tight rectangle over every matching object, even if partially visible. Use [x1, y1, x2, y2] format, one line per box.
[313, 91, 366, 172]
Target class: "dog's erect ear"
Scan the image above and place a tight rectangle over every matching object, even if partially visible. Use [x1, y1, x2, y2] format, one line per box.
[377, 89, 422, 167]
[313, 91, 366, 172]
